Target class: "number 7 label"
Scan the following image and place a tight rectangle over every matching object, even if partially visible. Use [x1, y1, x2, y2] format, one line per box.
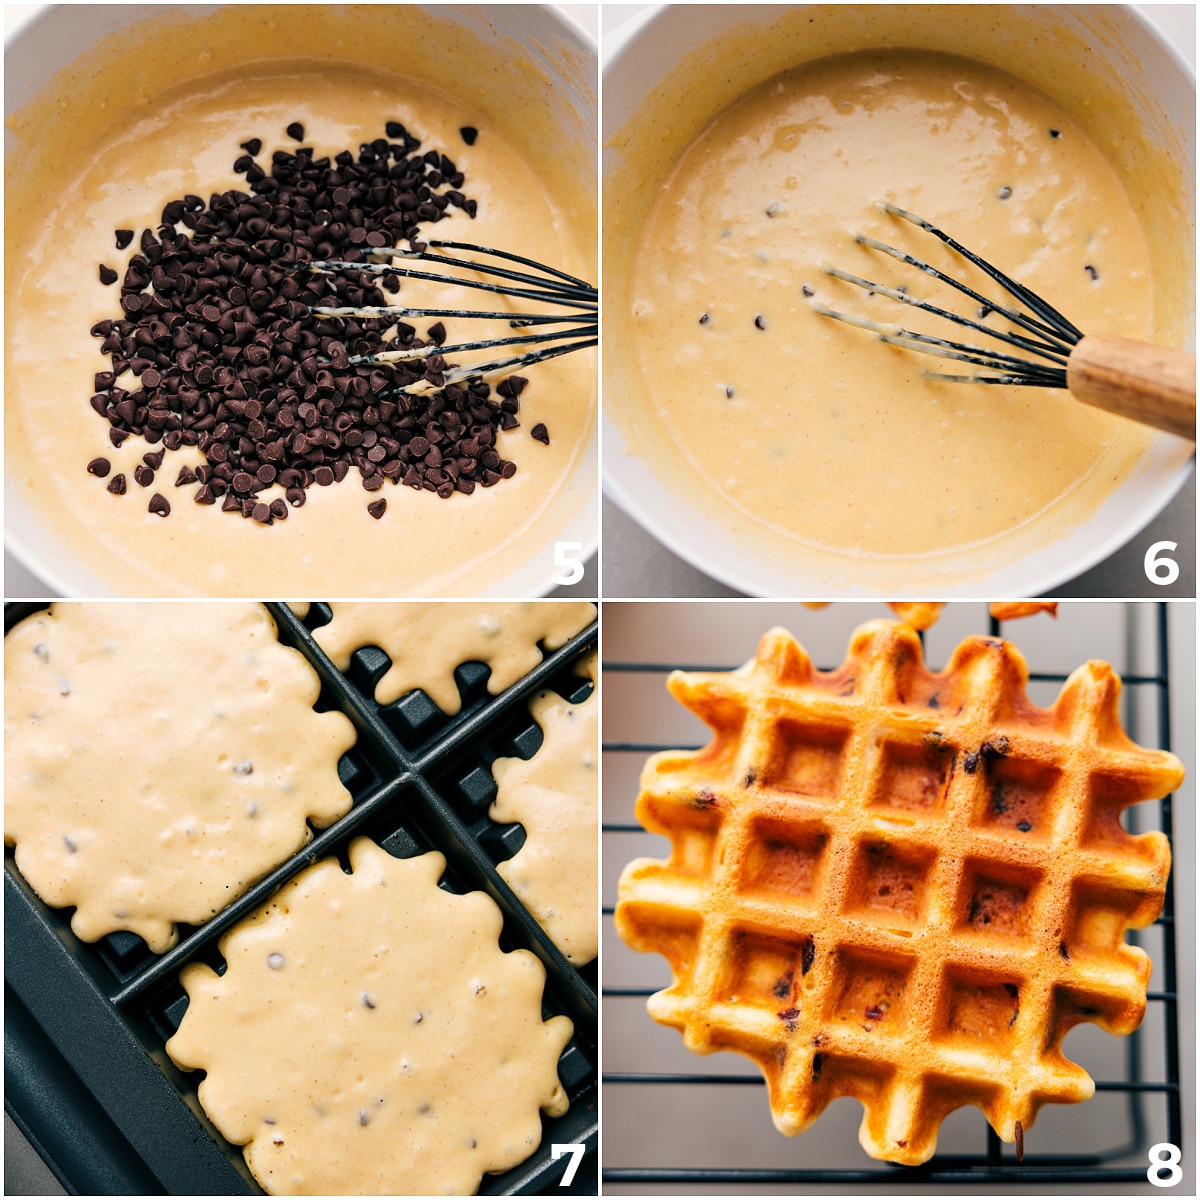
[551, 1142, 586, 1187]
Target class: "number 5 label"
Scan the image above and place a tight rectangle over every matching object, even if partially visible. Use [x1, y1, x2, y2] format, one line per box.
[1148, 1142, 1182, 1187]
[551, 1142, 586, 1187]
[553, 541, 585, 586]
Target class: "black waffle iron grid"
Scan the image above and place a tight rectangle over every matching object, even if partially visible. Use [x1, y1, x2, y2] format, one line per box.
[5, 600, 598, 1195]
[601, 602, 1183, 1190]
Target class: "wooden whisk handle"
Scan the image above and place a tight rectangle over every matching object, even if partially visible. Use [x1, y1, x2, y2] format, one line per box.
[1066, 334, 1196, 441]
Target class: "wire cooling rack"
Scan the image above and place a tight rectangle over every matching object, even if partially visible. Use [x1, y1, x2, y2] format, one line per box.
[601, 602, 1185, 1192]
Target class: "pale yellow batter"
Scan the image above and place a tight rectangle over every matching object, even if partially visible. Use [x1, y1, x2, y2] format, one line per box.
[606, 7, 1192, 589]
[6, 6, 595, 596]
[165, 837, 572, 1196]
[4, 603, 356, 953]
[491, 651, 599, 965]
[628, 50, 1156, 559]
[313, 601, 596, 713]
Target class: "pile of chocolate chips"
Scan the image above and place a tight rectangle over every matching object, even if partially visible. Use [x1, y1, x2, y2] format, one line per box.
[88, 120, 543, 523]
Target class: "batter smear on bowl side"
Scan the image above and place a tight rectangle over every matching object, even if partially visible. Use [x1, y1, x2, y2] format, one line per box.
[165, 837, 572, 1196]
[4, 603, 356, 953]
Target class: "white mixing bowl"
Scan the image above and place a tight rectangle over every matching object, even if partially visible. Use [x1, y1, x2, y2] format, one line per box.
[603, 4, 1194, 598]
[5, 4, 597, 597]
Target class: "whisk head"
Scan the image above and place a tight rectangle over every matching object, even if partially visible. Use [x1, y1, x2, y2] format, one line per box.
[297, 240, 596, 393]
[814, 203, 1082, 387]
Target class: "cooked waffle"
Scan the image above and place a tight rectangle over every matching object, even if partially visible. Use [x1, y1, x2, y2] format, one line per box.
[616, 619, 1181, 1166]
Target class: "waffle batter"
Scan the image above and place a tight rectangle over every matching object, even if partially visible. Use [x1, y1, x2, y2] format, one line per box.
[5, 6, 595, 596]
[610, 33, 1190, 581]
[165, 837, 572, 1195]
[4, 603, 356, 953]
[492, 651, 599, 964]
[313, 601, 595, 713]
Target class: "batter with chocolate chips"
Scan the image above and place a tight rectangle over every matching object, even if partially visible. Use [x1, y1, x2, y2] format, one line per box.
[6, 6, 594, 596]
[606, 10, 1191, 590]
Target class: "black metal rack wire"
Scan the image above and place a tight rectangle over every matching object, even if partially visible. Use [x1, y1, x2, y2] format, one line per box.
[601, 603, 1181, 1189]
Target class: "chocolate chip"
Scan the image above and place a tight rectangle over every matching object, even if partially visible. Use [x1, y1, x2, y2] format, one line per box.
[459, 126, 478, 145]
[115, 229, 134, 250]
[530, 423, 549, 444]
[148, 493, 170, 517]
[107, 473, 127, 495]
[86, 457, 111, 477]
[133, 464, 155, 488]
[99, 265, 118, 285]
[286, 122, 305, 141]
[251, 502, 272, 523]
[84, 121, 512, 525]
[367, 497, 387, 519]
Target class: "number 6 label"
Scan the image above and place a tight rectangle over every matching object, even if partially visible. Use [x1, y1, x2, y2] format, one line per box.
[1144, 541, 1180, 586]
[1148, 1142, 1182, 1187]
[551, 1142, 586, 1187]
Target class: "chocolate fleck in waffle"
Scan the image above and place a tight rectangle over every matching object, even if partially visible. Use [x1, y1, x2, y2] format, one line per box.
[615, 620, 1181, 1166]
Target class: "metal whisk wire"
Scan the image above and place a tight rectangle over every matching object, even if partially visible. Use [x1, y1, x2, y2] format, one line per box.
[814, 203, 1084, 387]
[297, 239, 597, 388]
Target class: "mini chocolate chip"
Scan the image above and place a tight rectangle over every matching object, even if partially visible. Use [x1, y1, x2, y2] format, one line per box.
[175, 465, 198, 486]
[143, 450, 164, 471]
[148, 493, 170, 517]
[286, 122, 305, 141]
[699, 312, 710, 325]
[240, 137, 263, 156]
[87, 457, 111, 477]
[427, 321, 447, 346]
[367, 497, 387, 519]
[531, 423, 549, 445]
[115, 229, 134, 250]
[107, 474, 127, 495]
[755, 314, 767, 330]
[252, 502, 272, 523]
[459, 126, 478, 145]
[133, 465, 155, 488]
[1049, 128, 1060, 138]
[99, 264, 118, 285]
[801, 285, 814, 297]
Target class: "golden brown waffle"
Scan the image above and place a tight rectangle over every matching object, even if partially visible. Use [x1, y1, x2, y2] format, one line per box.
[616, 619, 1181, 1166]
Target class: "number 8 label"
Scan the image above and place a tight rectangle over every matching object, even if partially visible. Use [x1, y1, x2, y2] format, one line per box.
[1147, 1142, 1182, 1187]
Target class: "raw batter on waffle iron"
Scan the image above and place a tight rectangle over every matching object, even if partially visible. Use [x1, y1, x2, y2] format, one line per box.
[4, 603, 356, 953]
[491, 650, 598, 964]
[616, 619, 1181, 1164]
[165, 837, 572, 1195]
[313, 601, 595, 713]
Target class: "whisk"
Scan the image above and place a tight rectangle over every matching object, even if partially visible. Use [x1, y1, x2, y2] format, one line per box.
[299, 240, 596, 389]
[814, 203, 1195, 441]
